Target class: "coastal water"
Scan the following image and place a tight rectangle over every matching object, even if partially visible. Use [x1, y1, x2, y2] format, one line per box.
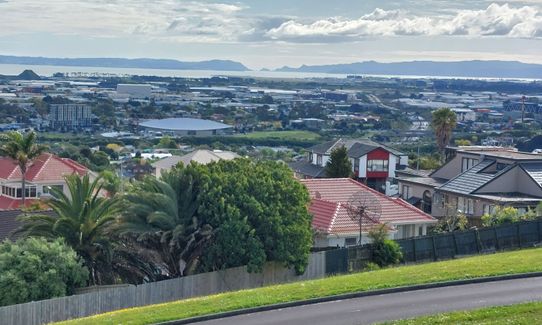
[0, 63, 539, 82]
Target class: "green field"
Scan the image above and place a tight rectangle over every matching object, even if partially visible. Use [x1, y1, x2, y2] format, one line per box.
[236, 130, 321, 141]
[384, 302, 542, 325]
[56, 248, 542, 325]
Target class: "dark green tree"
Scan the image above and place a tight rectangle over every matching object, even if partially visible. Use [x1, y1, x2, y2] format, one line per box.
[325, 145, 352, 178]
[431, 108, 457, 158]
[0, 238, 88, 306]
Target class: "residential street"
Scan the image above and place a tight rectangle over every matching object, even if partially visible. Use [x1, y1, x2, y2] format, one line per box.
[194, 277, 542, 325]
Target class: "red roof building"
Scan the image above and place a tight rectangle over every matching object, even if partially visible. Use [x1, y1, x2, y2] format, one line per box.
[300, 178, 436, 247]
[0, 153, 90, 210]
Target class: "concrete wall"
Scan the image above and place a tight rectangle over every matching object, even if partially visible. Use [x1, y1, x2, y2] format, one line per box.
[0, 252, 326, 325]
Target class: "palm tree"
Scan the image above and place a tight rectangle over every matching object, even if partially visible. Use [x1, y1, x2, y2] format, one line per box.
[118, 169, 213, 277]
[0, 131, 46, 206]
[431, 108, 457, 159]
[16, 174, 121, 285]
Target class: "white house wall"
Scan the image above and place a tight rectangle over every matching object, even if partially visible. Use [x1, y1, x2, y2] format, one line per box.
[358, 155, 367, 178]
[389, 155, 397, 178]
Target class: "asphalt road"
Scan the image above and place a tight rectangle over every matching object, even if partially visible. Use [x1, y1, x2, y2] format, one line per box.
[193, 277, 542, 325]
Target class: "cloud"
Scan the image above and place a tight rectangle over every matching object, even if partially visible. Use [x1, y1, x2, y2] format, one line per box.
[0, 0, 252, 42]
[265, 3, 542, 41]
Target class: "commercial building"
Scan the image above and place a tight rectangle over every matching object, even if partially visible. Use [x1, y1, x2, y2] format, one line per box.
[48, 104, 92, 131]
[117, 84, 152, 98]
[139, 118, 233, 137]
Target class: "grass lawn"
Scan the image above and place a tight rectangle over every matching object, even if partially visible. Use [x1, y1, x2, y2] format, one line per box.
[57, 248, 542, 325]
[383, 302, 542, 324]
[236, 130, 321, 141]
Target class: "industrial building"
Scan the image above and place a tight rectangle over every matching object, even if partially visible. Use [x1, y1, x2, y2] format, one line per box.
[139, 118, 233, 136]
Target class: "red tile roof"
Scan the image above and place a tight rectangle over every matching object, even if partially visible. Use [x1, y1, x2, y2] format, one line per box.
[0, 196, 39, 210]
[0, 153, 88, 182]
[310, 198, 383, 235]
[301, 178, 436, 229]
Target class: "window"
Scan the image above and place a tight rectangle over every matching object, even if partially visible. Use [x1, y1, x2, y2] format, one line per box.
[461, 158, 479, 172]
[483, 204, 496, 215]
[344, 237, 357, 246]
[43, 185, 63, 195]
[308, 153, 314, 163]
[354, 158, 359, 172]
[367, 159, 389, 172]
[458, 197, 474, 215]
[401, 185, 410, 200]
[316, 154, 322, 166]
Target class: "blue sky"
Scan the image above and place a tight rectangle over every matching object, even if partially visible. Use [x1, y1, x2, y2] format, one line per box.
[1, 1, 542, 69]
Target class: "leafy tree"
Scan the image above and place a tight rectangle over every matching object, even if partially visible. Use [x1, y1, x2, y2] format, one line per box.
[120, 159, 313, 276]
[432, 213, 468, 234]
[325, 145, 352, 178]
[157, 136, 177, 149]
[0, 238, 88, 306]
[0, 131, 46, 205]
[16, 175, 121, 285]
[455, 139, 472, 146]
[431, 108, 457, 158]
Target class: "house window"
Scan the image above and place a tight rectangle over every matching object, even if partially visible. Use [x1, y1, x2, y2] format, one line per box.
[345, 237, 357, 246]
[483, 204, 496, 215]
[367, 159, 389, 172]
[458, 197, 474, 215]
[43, 185, 64, 195]
[401, 185, 410, 200]
[461, 158, 479, 172]
[317, 154, 322, 166]
[354, 158, 359, 172]
[308, 153, 314, 163]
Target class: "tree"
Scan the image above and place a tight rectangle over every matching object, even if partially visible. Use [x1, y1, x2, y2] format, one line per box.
[325, 145, 352, 178]
[368, 224, 402, 267]
[0, 238, 88, 306]
[0, 131, 46, 206]
[158, 136, 177, 149]
[431, 108, 457, 158]
[481, 206, 537, 227]
[16, 174, 121, 285]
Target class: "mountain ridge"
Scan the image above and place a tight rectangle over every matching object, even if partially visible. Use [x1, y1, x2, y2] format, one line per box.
[0, 55, 249, 72]
[275, 60, 542, 79]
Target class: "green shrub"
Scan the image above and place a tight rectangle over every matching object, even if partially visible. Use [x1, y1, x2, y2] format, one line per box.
[368, 225, 403, 267]
[0, 238, 88, 306]
[482, 206, 537, 227]
[364, 262, 381, 272]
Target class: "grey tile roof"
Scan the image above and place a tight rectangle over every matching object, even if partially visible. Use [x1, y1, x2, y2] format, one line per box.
[438, 160, 501, 195]
[310, 138, 404, 157]
[521, 163, 542, 187]
[289, 160, 326, 178]
[309, 140, 340, 154]
[0, 210, 56, 241]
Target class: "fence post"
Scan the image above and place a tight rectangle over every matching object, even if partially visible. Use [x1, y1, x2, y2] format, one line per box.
[494, 227, 500, 251]
[431, 235, 437, 261]
[516, 223, 521, 248]
[452, 232, 459, 257]
[412, 239, 417, 262]
[539, 220, 542, 243]
[474, 229, 481, 253]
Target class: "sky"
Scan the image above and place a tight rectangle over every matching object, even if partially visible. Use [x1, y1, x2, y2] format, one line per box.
[1, 0, 542, 70]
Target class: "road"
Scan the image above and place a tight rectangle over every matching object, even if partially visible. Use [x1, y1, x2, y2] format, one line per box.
[193, 277, 542, 325]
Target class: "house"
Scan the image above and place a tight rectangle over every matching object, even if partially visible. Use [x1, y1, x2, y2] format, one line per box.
[398, 146, 542, 226]
[152, 149, 239, 177]
[290, 139, 409, 194]
[0, 153, 90, 210]
[300, 178, 436, 247]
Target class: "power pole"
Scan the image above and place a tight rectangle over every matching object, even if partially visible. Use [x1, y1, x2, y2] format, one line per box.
[521, 95, 526, 124]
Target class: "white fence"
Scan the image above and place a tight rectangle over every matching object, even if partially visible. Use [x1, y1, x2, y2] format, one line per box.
[0, 252, 326, 325]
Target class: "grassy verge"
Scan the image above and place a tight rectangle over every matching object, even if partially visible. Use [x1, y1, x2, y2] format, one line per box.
[236, 130, 321, 141]
[57, 248, 542, 325]
[383, 302, 542, 324]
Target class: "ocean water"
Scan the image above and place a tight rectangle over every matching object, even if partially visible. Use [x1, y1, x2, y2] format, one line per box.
[0, 63, 539, 82]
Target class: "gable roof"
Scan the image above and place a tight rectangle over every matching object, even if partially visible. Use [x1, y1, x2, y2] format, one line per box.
[521, 163, 542, 189]
[309, 199, 385, 235]
[300, 178, 435, 226]
[0, 153, 88, 182]
[152, 150, 239, 170]
[309, 138, 404, 157]
[437, 160, 501, 195]
[289, 160, 326, 178]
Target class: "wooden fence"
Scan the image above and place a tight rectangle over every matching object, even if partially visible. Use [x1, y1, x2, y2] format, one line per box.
[0, 252, 326, 325]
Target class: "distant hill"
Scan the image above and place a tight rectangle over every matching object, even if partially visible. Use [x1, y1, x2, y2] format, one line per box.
[0, 55, 250, 72]
[275, 60, 542, 79]
[0, 69, 41, 80]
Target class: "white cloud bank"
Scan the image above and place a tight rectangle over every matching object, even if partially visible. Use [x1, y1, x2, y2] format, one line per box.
[266, 3, 542, 41]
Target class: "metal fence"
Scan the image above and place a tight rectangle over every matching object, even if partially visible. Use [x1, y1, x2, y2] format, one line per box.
[397, 219, 542, 263]
[0, 252, 326, 325]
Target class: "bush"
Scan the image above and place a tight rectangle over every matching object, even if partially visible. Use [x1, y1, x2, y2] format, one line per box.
[482, 206, 537, 227]
[368, 225, 403, 267]
[364, 262, 381, 272]
[0, 238, 88, 306]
